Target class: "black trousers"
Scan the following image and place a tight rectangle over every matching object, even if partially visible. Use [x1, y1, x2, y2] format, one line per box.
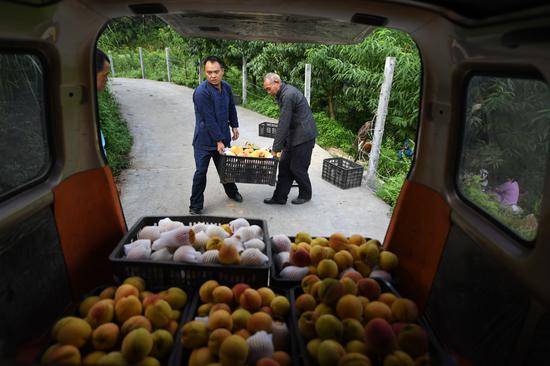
[272, 139, 315, 202]
[190, 147, 238, 210]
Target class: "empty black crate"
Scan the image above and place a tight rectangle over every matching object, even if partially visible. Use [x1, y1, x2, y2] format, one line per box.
[109, 216, 271, 288]
[322, 157, 363, 189]
[259, 121, 278, 138]
[218, 154, 278, 186]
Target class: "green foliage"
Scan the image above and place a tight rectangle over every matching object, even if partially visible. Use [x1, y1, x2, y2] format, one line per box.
[462, 76, 550, 216]
[314, 113, 356, 155]
[99, 87, 133, 177]
[376, 171, 407, 207]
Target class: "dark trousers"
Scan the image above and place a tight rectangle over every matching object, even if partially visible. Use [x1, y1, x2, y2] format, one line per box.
[190, 147, 238, 209]
[272, 139, 315, 202]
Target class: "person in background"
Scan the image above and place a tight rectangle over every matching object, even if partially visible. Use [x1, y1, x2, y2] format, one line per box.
[189, 56, 242, 215]
[495, 177, 521, 212]
[96, 49, 110, 154]
[262, 73, 317, 205]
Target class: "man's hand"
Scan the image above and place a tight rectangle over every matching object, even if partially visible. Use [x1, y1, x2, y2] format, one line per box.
[217, 141, 225, 154]
[232, 127, 239, 141]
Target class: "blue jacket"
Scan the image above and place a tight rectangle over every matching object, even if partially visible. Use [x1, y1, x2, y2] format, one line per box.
[192, 80, 239, 150]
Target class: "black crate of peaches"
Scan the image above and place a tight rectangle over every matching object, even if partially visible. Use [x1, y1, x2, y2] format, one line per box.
[173, 280, 298, 366]
[292, 275, 436, 366]
[39, 276, 190, 366]
[270, 232, 398, 286]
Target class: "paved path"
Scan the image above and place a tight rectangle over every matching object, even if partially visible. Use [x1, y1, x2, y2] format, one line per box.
[111, 78, 391, 240]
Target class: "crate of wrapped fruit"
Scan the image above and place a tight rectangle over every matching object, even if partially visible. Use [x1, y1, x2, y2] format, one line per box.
[109, 216, 271, 288]
[270, 232, 398, 286]
[37, 276, 191, 366]
[173, 280, 298, 366]
[218, 143, 279, 186]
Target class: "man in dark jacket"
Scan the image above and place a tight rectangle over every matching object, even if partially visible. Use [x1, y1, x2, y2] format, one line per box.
[189, 56, 242, 214]
[263, 73, 318, 205]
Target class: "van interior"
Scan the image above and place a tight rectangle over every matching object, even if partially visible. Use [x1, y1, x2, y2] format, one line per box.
[1, 0, 549, 365]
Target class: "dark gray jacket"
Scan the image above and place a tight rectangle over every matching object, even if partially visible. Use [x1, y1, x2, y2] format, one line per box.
[273, 83, 318, 152]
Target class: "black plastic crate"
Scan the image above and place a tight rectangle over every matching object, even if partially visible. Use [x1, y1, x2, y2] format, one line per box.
[322, 157, 363, 189]
[291, 279, 456, 366]
[218, 154, 278, 186]
[109, 216, 271, 288]
[259, 121, 278, 138]
[172, 285, 298, 366]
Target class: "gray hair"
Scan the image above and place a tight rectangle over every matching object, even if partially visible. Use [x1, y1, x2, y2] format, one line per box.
[264, 73, 281, 84]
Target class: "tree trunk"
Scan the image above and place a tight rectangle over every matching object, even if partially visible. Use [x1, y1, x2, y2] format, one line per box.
[327, 93, 336, 119]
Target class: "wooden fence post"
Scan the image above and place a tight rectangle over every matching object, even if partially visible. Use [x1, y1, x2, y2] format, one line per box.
[366, 57, 396, 190]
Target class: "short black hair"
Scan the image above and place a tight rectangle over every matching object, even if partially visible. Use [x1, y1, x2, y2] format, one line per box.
[203, 55, 224, 69]
[95, 49, 110, 73]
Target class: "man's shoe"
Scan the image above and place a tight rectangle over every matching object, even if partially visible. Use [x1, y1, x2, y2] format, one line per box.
[189, 207, 202, 215]
[229, 192, 243, 202]
[291, 197, 311, 205]
[263, 197, 286, 205]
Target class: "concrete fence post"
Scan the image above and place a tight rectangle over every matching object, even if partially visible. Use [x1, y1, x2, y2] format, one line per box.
[366, 56, 396, 190]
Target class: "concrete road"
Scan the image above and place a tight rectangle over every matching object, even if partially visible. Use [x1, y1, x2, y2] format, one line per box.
[110, 78, 391, 240]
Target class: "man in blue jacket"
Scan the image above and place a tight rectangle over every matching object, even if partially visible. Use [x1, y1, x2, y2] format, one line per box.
[189, 56, 242, 214]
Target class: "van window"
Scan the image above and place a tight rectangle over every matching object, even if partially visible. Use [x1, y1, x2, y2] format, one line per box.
[458, 75, 550, 242]
[0, 53, 51, 200]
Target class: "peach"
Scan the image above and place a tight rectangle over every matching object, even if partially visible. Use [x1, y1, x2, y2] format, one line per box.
[123, 276, 146, 292]
[209, 303, 231, 315]
[219, 335, 249, 366]
[150, 329, 174, 359]
[317, 340, 346, 366]
[342, 319, 365, 342]
[232, 283, 250, 302]
[364, 318, 396, 356]
[199, 280, 220, 303]
[363, 301, 392, 322]
[197, 303, 213, 317]
[298, 311, 318, 339]
[317, 259, 339, 279]
[379, 251, 399, 271]
[341, 269, 363, 283]
[86, 299, 115, 328]
[397, 324, 428, 358]
[99, 287, 116, 300]
[384, 350, 414, 366]
[354, 261, 372, 277]
[160, 287, 187, 310]
[318, 278, 345, 306]
[290, 248, 311, 267]
[378, 293, 398, 307]
[92, 322, 119, 351]
[314, 303, 334, 317]
[212, 286, 234, 305]
[315, 314, 343, 340]
[329, 233, 350, 252]
[340, 277, 358, 295]
[189, 347, 215, 366]
[391, 298, 418, 323]
[309, 245, 326, 265]
[208, 309, 233, 330]
[240, 289, 262, 312]
[121, 315, 152, 336]
[41, 344, 81, 365]
[334, 250, 354, 272]
[82, 351, 106, 364]
[218, 243, 240, 265]
[346, 340, 368, 354]
[256, 358, 280, 366]
[348, 234, 367, 246]
[181, 320, 208, 349]
[272, 351, 292, 366]
[336, 294, 363, 320]
[53, 316, 92, 348]
[115, 295, 142, 323]
[79, 296, 100, 318]
[295, 294, 317, 314]
[357, 278, 381, 300]
[144, 299, 172, 328]
[234, 328, 251, 339]
[270, 296, 290, 317]
[208, 328, 232, 356]
[301, 275, 320, 295]
[257, 287, 276, 306]
[247, 312, 273, 333]
[114, 284, 139, 303]
[121, 328, 153, 363]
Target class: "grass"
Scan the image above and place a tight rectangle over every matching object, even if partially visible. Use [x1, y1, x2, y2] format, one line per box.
[98, 86, 133, 177]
